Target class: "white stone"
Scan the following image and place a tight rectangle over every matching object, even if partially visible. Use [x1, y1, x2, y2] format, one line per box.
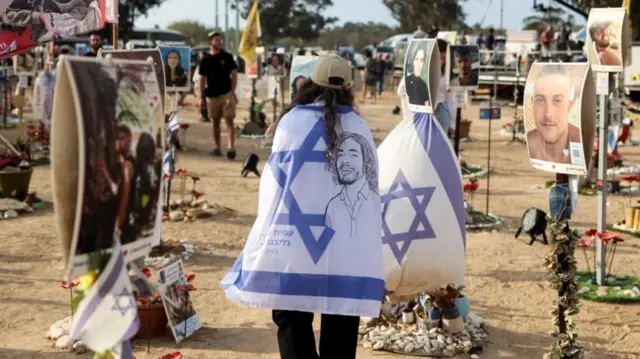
[373, 341, 384, 350]
[404, 343, 415, 353]
[54, 335, 73, 349]
[362, 341, 372, 349]
[4, 209, 18, 218]
[430, 339, 440, 348]
[467, 314, 484, 328]
[471, 355, 480, 359]
[169, 210, 185, 221]
[437, 334, 446, 343]
[577, 287, 590, 294]
[429, 327, 439, 334]
[49, 326, 65, 340]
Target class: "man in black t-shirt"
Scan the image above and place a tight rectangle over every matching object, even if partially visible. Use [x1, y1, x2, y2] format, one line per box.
[198, 32, 238, 159]
[83, 33, 102, 57]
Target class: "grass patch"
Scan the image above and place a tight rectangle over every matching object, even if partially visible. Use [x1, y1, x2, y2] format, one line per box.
[543, 180, 596, 195]
[606, 224, 640, 238]
[575, 271, 640, 303]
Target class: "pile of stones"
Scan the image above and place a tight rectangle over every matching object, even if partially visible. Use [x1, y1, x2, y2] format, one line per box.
[358, 314, 486, 357]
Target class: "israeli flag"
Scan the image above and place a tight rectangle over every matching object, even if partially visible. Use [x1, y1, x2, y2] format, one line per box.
[221, 104, 385, 317]
[379, 81, 466, 299]
[70, 240, 139, 357]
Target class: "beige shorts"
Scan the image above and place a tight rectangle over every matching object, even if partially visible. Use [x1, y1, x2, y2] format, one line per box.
[206, 92, 236, 120]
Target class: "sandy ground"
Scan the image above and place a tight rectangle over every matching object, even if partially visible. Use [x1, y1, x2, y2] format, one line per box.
[1, 93, 640, 359]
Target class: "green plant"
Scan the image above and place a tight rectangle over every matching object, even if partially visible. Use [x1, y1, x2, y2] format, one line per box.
[544, 219, 584, 359]
[252, 99, 270, 123]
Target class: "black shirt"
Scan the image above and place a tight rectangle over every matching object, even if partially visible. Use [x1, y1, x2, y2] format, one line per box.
[84, 50, 98, 57]
[406, 74, 430, 106]
[199, 50, 238, 98]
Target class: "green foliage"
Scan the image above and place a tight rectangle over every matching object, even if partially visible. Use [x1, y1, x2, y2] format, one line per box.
[558, 0, 640, 41]
[575, 272, 640, 303]
[544, 220, 584, 359]
[315, 22, 397, 51]
[383, 0, 467, 33]
[117, 0, 168, 43]
[522, 5, 572, 31]
[236, 0, 337, 45]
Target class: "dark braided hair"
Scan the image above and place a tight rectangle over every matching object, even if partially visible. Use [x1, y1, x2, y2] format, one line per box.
[276, 78, 355, 159]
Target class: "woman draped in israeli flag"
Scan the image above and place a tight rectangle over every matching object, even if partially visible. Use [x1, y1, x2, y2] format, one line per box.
[221, 54, 384, 359]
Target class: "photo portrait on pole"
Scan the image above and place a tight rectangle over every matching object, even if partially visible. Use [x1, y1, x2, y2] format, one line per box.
[448, 45, 480, 90]
[524, 62, 596, 175]
[159, 46, 191, 92]
[404, 39, 440, 113]
[586, 7, 631, 72]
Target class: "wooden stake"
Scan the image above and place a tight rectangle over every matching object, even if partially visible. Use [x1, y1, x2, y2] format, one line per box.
[112, 23, 119, 49]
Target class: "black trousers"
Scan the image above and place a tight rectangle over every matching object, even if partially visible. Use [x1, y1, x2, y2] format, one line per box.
[272, 310, 360, 359]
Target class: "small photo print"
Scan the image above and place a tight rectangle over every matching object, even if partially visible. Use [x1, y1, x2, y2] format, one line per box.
[404, 39, 435, 113]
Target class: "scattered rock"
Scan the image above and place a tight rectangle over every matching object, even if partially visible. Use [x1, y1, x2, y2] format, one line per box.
[471, 354, 480, 359]
[54, 334, 73, 349]
[577, 287, 590, 294]
[169, 210, 185, 221]
[72, 341, 87, 354]
[3, 209, 18, 218]
[186, 208, 212, 219]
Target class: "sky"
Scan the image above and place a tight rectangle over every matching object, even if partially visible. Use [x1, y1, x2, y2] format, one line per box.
[135, 0, 586, 31]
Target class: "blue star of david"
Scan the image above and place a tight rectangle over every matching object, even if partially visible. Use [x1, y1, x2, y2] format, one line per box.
[267, 119, 335, 264]
[382, 169, 436, 265]
[111, 287, 136, 316]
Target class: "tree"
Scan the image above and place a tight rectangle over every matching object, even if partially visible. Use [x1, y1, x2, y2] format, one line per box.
[522, 5, 568, 31]
[313, 22, 398, 51]
[117, 0, 167, 43]
[236, 0, 337, 45]
[383, 0, 467, 33]
[555, 0, 639, 40]
[168, 20, 216, 46]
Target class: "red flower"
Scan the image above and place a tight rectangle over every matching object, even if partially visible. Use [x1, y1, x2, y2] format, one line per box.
[192, 190, 204, 199]
[180, 123, 190, 130]
[577, 238, 592, 248]
[584, 228, 597, 236]
[60, 278, 79, 289]
[160, 353, 183, 359]
[177, 284, 196, 292]
[176, 169, 187, 176]
[141, 268, 152, 278]
[596, 232, 622, 245]
[191, 176, 201, 182]
[163, 173, 171, 180]
[186, 273, 196, 282]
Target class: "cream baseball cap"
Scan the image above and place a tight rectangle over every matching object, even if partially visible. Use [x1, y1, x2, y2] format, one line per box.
[310, 54, 353, 90]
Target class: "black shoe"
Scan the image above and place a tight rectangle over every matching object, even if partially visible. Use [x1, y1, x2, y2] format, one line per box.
[210, 148, 223, 156]
[227, 149, 236, 160]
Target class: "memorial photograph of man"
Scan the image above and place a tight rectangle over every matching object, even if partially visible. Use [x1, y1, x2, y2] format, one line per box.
[525, 65, 582, 165]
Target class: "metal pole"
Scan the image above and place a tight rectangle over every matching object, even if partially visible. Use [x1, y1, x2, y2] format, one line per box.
[595, 73, 614, 285]
[215, 0, 219, 29]
[235, 0, 240, 55]
[500, 0, 504, 31]
[486, 94, 493, 216]
[454, 106, 462, 156]
[224, 0, 229, 50]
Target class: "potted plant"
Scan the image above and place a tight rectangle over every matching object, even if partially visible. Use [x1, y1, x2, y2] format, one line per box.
[459, 119, 472, 139]
[430, 285, 465, 333]
[133, 267, 168, 339]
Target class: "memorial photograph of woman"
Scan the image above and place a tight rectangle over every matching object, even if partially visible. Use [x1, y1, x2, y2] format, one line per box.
[159, 46, 190, 91]
[524, 63, 591, 174]
[404, 39, 432, 111]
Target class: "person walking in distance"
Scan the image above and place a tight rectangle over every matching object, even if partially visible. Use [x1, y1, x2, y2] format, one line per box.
[199, 32, 238, 160]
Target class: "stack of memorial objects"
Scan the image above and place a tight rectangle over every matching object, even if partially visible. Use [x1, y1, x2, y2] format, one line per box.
[609, 199, 640, 236]
[359, 286, 486, 357]
[574, 229, 640, 302]
[25, 123, 51, 165]
[163, 168, 237, 222]
[144, 238, 196, 268]
[0, 137, 44, 218]
[463, 179, 503, 231]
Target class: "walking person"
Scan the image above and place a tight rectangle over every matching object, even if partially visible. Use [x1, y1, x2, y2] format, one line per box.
[221, 54, 384, 359]
[362, 50, 377, 104]
[435, 39, 455, 137]
[198, 32, 238, 160]
[192, 52, 209, 122]
[375, 53, 387, 96]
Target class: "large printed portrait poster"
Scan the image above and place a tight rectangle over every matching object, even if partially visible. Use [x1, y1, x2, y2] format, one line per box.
[0, 0, 106, 60]
[524, 63, 596, 175]
[586, 7, 630, 72]
[289, 55, 316, 100]
[404, 39, 440, 113]
[51, 56, 164, 275]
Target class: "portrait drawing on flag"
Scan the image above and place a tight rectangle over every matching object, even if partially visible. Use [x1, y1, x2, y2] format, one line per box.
[50, 56, 164, 276]
[324, 131, 378, 236]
